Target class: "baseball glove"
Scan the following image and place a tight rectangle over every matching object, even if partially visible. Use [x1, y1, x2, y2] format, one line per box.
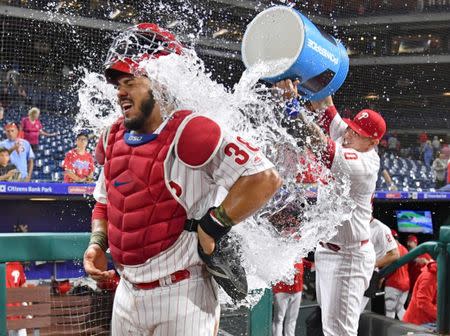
[364, 270, 382, 298]
[198, 236, 248, 301]
[192, 207, 248, 301]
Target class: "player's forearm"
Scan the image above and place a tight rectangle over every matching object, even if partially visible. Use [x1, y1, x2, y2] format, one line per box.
[221, 168, 282, 224]
[377, 248, 400, 269]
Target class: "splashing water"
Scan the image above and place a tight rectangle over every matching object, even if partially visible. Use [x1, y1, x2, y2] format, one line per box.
[76, 46, 354, 305]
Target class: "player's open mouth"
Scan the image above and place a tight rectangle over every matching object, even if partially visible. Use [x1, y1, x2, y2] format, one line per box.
[120, 100, 133, 114]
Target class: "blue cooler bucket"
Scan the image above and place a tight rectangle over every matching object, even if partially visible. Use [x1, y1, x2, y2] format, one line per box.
[241, 6, 349, 101]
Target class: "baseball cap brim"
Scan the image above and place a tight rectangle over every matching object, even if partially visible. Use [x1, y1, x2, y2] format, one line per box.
[343, 118, 372, 138]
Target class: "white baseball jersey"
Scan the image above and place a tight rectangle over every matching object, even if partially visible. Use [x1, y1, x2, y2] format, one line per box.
[320, 107, 380, 245]
[94, 113, 273, 284]
[370, 218, 397, 260]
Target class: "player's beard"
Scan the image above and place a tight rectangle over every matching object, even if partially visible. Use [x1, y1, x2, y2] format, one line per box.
[124, 89, 155, 131]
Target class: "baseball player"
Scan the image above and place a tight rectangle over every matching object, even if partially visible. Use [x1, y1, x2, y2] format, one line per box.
[272, 259, 313, 336]
[360, 218, 399, 312]
[384, 229, 410, 319]
[403, 261, 437, 326]
[276, 81, 386, 336]
[6, 261, 27, 336]
[82, 23, 282, 336]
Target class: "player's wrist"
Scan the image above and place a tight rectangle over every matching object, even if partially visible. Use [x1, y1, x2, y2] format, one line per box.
[199, 206, 233, 242]
[89, 231, 108, 252]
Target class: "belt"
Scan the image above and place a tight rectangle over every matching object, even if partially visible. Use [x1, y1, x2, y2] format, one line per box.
[319, 239, 369, 252]
[133, 269, 190, 290]
[184, 219, 198, 232]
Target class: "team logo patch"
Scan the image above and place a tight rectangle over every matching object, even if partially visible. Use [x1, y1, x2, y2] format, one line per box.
[357, 112, 369, 120]
[344, 152, 358, 160]
[169, 181, 182, 197]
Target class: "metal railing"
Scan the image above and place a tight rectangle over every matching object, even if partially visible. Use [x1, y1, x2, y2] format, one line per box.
[379, 220, 450, 334]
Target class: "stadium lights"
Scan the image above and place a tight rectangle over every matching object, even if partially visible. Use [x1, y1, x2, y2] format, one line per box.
[213, 29, 229, 38]
[109, 9, 121, 19]
[443, 92, 450, 96]
[366, 93, 379, 99]
[29, 198, 57, 201]
[167, 20, 180, 28]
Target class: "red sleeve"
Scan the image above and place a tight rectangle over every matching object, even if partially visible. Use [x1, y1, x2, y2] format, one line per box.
[92, 201, 107, 221]
[95, 134, 105, 165]
[62, 151, 72, 170]
[321, 138, 336, 169]
[414, 273, 438, 321]
[318, 106, 338, 135]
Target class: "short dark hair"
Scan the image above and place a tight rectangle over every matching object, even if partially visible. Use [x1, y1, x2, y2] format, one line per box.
[0, 147, 8, 153]
[76, 132, 89, 139]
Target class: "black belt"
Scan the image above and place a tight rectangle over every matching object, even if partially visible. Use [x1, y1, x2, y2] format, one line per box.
[184, 219, 199, 232]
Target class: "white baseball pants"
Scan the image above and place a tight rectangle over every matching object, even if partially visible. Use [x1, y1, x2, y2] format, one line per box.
[315, 241, 375, 336]
[111, 273, 220, 335]
[272, 292, 302, 336]
[384, 286, 408, 319]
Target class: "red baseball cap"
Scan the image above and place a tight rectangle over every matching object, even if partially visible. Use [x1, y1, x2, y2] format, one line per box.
[343, 109, 386, 141]
[407, 234, 418, 244]
[391, 229, 398, 239]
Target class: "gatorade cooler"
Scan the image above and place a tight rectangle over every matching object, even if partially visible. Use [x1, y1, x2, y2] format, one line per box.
[241, 6, 349, 101]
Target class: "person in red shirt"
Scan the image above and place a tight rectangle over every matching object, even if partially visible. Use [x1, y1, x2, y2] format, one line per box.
[20, 107, 57, 151]
[384, 229, 410, 319]
[272, 259, 313, 336]
[403, 261, 437, 326]
[6, 261, 27, 336]
[406, 234, 432, 291]
[62, 132, 95, 183]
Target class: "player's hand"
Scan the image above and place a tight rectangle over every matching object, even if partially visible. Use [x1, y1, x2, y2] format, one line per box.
[83, 244, 115, 281]
[310, 96, 334, 111]
[274, 79, 300, 101]
[197, 225, 215, 255]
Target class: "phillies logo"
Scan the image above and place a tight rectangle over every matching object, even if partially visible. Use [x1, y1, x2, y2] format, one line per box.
[169, 181, 182, 197]
[357, 112, 369, 120]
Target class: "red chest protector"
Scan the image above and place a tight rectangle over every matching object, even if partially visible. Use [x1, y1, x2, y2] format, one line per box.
[104, 111, 191, 265]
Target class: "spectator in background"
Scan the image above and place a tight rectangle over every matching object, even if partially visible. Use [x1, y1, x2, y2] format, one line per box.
[418, 131, 428, 146]
[1, 69, 29, 112]
[0, 106, 4, 121]
[385, 229, 409, 320]
[6, 261, 27, 336]
[422, 140, 434, 168]
[432, 152, 447, 189]
[21, 107, 57, 152]
[388, 133, 399, 155]
[62, 132, 95, 183]
[431, 136, 441, 152]
[0, 147, 19, 181]
[403, 261, 437, 328]
[406, 235, 432, 291]
[0, 123, 34, 182]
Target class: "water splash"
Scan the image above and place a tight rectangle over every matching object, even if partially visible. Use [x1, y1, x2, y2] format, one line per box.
[76, 47, 353, 305]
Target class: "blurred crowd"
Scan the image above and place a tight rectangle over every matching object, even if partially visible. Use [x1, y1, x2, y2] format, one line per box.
[379, 131, 450, 189]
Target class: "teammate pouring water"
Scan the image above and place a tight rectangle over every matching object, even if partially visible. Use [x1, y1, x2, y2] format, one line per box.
[276, 80, 387, 336]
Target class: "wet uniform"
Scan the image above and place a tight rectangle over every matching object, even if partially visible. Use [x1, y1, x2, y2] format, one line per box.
[315, 106, 378, 336]
[93, 112, 273, 335]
